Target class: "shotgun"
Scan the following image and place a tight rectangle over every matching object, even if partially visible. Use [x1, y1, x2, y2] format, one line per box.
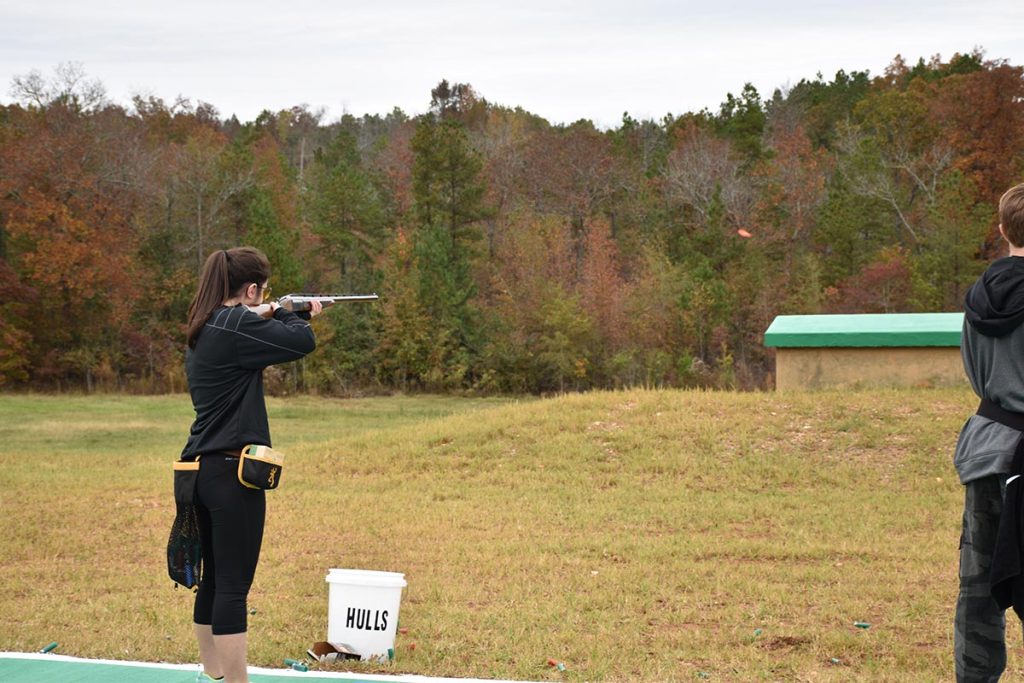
[251, 293, 378, 319]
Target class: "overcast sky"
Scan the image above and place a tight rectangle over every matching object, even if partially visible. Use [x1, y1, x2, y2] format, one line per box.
[2, 0, 1022, 128]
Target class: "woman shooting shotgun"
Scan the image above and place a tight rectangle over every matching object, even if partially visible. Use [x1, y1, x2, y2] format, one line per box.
[180, 247, 322, 683]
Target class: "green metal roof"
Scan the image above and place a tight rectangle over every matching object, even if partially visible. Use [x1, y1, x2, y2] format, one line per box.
[763, 313, 964, 348]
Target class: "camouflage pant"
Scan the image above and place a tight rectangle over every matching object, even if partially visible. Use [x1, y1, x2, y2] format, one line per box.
[956, 473, 1009, 682]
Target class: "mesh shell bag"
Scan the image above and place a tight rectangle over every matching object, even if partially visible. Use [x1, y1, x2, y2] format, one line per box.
[168, 460, 202, 589]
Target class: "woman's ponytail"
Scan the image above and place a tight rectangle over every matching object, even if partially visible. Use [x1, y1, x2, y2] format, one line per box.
[185, 247, 271, 348]
[186, 251, 231, 349]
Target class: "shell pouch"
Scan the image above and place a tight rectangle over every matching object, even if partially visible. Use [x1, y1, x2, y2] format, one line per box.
[168, 459, 202, 590]
[238, 444, 284, 490]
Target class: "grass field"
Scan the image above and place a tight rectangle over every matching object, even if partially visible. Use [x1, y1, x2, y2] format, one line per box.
[0, 388, 1018, 681]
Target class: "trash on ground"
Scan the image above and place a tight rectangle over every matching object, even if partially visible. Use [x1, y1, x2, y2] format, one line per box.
[307, 641, 361, 663]
[284, 658, 308, 672]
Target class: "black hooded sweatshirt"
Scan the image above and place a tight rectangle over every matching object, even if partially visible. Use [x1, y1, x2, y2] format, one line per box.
[965, 256, 1024, 337]
[964, 256, 1024, 622]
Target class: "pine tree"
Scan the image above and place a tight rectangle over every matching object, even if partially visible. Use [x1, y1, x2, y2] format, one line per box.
[305, 130, 389, 287]
[408, 115, 491, 387]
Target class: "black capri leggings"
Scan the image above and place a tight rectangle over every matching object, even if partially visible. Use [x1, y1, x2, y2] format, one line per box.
[193, 454, 266, 635]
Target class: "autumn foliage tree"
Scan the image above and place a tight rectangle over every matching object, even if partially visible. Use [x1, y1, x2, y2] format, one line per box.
[2, 56, 1022, 393]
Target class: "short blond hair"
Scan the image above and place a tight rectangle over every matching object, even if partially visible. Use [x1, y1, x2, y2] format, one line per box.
[1000, 183, 1024, 247]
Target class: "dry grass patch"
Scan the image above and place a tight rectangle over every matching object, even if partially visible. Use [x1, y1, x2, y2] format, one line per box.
[3, 388, 1024, 681]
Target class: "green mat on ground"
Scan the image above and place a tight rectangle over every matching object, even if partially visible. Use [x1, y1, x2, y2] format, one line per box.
[0, 653, 513, 683]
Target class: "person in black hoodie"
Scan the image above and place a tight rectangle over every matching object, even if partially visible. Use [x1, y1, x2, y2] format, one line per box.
[182, 247, 321, 683]
[955, 183, 1024, 682]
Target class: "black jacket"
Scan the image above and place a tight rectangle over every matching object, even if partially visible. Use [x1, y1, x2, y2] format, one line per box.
[991, 441, 1024, 622]
[180, 305, 315, 459]
[965, 256, 1024, 620]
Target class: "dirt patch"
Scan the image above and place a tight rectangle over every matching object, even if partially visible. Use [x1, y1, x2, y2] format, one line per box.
[759, 635, 812, 651]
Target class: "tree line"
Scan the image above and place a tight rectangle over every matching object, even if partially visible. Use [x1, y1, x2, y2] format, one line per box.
[1, 52, 1022, 394]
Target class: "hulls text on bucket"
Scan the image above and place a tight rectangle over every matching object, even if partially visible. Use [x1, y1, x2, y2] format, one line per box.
[347, 607, 389, 631]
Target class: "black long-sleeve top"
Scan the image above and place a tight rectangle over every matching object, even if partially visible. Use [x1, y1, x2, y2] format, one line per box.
[180, 305, 316, 460]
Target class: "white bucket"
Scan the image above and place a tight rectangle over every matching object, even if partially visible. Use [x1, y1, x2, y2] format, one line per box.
[325, 568, 407, 661]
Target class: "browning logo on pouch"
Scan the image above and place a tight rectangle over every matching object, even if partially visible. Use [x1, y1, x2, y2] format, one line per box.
[238, 444, 285, 490]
